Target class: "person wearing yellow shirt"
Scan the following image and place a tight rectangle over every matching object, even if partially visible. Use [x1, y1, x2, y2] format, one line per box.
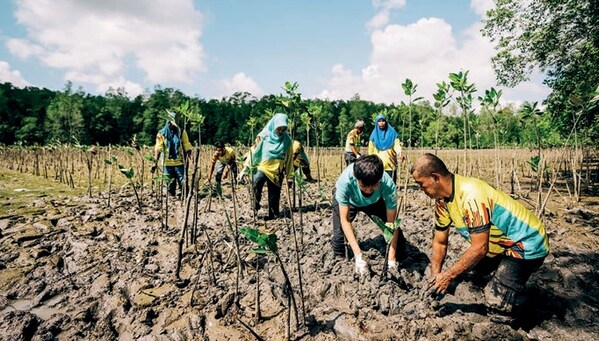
[239, 113, 293, 220]
[368, 114, 402, 183]
[292, 140, 314, 182]
[205, 141, 238, 194]
[412, 153, 549, 322]
[344, 120, 365, 166]
[151, 113, 192, 197]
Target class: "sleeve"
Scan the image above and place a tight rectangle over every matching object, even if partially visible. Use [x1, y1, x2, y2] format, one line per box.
[182, 131, 192, 151]
[335, 182, 350, 206]
[434, 200, 452, 231]
[462, 192, 493, 234]
[154, 133, 164, 152]
[381, 174, 397, 210]
[368, 140, 376, 155]
[348, 131, 356, 146]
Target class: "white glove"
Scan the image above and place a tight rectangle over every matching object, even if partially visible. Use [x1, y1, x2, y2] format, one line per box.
[236, 172, 245, 182]
[388, 260, 398, 270]
[356, 154, 361, 159]
[355, 254, 367, 275]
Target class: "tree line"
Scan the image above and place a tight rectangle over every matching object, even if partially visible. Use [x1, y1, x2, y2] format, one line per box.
[0, 78, 596, 149]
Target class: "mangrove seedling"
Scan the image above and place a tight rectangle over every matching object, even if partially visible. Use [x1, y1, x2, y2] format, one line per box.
[371, 215, 402, 280]
[119, 164, 143, 212]
[240, 227, 299, 337]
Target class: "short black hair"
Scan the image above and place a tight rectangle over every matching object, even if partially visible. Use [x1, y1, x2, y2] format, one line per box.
[411, 153, 450, 177]
[214, 141, 224, 149]
[353, 155, 384, 186]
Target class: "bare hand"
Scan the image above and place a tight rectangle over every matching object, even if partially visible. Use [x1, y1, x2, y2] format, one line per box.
[430, 271, 453, 295]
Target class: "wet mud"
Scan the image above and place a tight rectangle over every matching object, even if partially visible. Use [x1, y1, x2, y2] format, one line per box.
[1, 181, 598, 340]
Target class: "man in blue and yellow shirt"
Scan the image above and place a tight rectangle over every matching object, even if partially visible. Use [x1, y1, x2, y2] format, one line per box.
[152, 114, 192, 197]
[411, 153, 549, 319]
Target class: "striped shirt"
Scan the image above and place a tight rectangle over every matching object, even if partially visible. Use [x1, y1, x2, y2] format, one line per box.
[435, 174, 549, 259]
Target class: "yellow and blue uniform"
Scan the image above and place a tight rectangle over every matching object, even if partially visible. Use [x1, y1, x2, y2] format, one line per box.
[367, 139, 402, 172]
[435, 174, 549, 259]
[154, 130, 192, 166]
[212, 146, 236, 165]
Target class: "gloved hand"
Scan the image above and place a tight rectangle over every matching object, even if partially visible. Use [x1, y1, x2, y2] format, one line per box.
[388, 259, 398, 270]
[236, 172, 245, 183]
[356, 153, 361, 159]
[150, 165, 157, 174]
[355, 253, 367, 275]
[385, 221, 396, 231]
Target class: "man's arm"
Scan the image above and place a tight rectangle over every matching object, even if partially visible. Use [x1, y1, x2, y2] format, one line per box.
[386, 208, 400, 261]
[339, 205, 361, 257]
[350, 143, 360, 157]
[432, 229, 489, 293]
[430, 228, 450, 276]
[205, 160, 216, 183]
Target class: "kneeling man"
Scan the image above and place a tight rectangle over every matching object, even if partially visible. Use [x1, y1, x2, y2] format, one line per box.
[412, 153, 549, 319]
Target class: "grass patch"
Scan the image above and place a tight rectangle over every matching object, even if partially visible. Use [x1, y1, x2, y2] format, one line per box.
[0, 169, 86, 217]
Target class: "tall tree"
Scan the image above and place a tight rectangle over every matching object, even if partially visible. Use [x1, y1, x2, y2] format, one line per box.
[482, 0, 599, 143]
[45, 82, 85, 143]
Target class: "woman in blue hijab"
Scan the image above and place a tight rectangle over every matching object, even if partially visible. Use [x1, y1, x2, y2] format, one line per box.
[241, 113, 294, 219]
[368, 114, 403, 183]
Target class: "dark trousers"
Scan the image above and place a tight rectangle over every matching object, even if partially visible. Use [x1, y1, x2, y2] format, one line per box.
[472, 255, 545, 314]
[331, 191, 406, 258]
[253, 170, 282, 218]
[164, 165, 185, 196]
[344, 152, 357, 166]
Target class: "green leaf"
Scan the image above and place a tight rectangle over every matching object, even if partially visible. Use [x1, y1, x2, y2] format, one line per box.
[251, 248, 272, 255]
[118, 165, 134, 179]
[104, 159, 112, 165]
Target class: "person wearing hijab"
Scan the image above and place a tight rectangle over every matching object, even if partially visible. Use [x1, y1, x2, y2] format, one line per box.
[151, 111, 192, 197]
[239, 113, 294, 219]
[368, 114, 403, 183]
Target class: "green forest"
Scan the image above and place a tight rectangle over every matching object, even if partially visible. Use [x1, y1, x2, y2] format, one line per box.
[0, 75, 596, 150]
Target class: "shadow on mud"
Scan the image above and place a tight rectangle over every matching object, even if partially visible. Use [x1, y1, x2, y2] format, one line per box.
[516, 249, 599, 332]
[360, 235, 430, 274]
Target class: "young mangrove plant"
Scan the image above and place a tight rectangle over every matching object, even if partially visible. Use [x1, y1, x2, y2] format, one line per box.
[371, 215, 402, 281]
[239, 227, 299, 339]
[103, 155, 118, 207]
[118, 164, 143, 212]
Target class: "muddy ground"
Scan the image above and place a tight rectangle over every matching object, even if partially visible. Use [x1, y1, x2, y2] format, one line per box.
[0, 176, 598, 340]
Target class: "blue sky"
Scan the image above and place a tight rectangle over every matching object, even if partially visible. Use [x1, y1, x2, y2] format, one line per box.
[0, 0, 549, 105]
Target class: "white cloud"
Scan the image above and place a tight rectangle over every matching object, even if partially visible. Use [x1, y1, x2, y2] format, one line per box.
[96, 77, 145, 97]
[367, 11, 391, 30]
[0, 60, 30, 87]
[372, 0, 406, 10]
[218, 72, 264, 98]
[8, 0, 205, 94]
[320, 5, 550, 105]
[6, 39, 44, 58]
[368, 0, 406, 30]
